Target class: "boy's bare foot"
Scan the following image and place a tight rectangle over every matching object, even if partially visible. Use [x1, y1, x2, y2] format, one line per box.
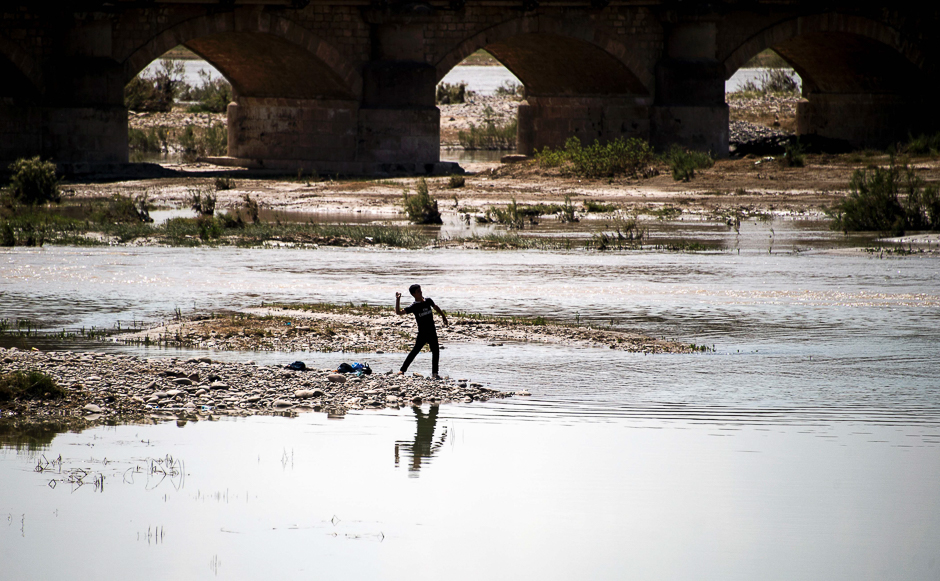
[431, 373, 441, 380]
[396, 371, 404, 375]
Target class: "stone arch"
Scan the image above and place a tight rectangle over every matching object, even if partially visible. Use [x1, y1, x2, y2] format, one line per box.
[0, 33, 42, 101]
[722, 13, 925, 94]
[434, 14, 652, 96]
[122, 10, 361, 100]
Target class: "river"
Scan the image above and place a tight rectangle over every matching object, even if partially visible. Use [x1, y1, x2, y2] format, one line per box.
[1, 218, 938, 580]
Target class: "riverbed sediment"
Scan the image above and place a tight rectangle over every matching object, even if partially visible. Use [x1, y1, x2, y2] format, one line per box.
[0, 346, 513, 425]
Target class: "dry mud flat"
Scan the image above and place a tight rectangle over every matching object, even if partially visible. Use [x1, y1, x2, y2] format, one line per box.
[0, 347, 512, 426]
[116, 306, 695, 355]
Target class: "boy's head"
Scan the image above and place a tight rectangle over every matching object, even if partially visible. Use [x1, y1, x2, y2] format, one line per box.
[408, 284, 422, 298]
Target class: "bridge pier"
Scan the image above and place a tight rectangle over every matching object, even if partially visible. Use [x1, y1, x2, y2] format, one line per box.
[227, 98, 359, 164]
[796, 93, 935, 149]
[651, 21, 728, 156]
[358, 61, 440, 165]
[516, 96, 651, 155]
[0, 64, 127, 166]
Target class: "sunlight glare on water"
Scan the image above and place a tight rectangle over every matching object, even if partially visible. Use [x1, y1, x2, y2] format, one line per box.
[1, 239, 939, 580]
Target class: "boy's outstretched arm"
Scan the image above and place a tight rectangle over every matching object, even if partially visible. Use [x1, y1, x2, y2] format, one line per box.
[395, 292, 405, 315]
[432, 302, 449, 326]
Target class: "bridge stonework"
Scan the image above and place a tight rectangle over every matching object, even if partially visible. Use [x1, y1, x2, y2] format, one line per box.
[0, 2, 937, 172]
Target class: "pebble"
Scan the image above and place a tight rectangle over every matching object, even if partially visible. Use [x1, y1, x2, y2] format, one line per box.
[173, 377, 193, 386]
[327, 374, 346, 383]
[83, 404, 102, 413]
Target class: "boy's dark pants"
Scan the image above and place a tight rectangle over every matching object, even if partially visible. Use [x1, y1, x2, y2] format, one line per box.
[401, 332, 439, 374]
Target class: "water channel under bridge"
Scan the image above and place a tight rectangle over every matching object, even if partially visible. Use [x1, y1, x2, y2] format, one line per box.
[1, 1, 938, 173]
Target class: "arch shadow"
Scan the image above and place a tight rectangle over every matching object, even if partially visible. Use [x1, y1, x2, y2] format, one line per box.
[123, 10, 361, 100]
[0, 33, 42, 102]
[434, 15, 651, 97]
[722, 13, 924, 94]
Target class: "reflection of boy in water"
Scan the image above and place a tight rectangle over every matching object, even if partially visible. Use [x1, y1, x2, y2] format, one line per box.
[395, 284, 448, 379]
[395, 405, 442, 473]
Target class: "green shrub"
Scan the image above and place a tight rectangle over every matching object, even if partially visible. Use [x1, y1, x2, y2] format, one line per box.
[536, 137, 655, 179]
[9, 156, 59, 205]
[0, 371, 66, 401]
[584, 200, 618, 213]
[124, 59, 185, 112]
[734, 68, 799, 96]
[591, 212, 646, 250]
[128, 127, 169, 154]
[97, 193, 153, 223]
[0, 222, 15, 246]
[485, 197, 525, 229]
[829, 158, 940, 235]
[561, 194, 578, 223]
[494, 81, 525, 100]
[436, 82, 469, 105]
[196, 215, 223, 241]
[902, 133, 940, 157]
[782, 139, 806, 167]
[448, 175, 466, 189]
[458, 118, 517, 150]
[663, 145, 714, 181]
[402, 178, 442, 224]
[215, 175, 235, 191]
[181, 70, 233, 113]
[178, 123, 227, 161]
[242, 193, 260, 224]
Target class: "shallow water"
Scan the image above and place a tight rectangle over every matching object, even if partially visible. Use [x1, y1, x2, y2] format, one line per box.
[1, 228, 938, 579]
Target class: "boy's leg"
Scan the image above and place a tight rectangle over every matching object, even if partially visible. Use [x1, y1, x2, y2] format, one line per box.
[428, 335, 440, 376]
[400, 336, 428, 373]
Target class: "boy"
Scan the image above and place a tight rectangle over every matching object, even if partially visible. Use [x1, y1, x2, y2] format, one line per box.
[396, 284, 448, 379]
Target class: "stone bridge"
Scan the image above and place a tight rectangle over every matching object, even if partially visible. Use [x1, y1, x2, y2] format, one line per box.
[1, 1, 937, 173]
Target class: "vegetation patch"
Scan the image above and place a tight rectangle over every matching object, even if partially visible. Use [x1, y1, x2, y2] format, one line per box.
[125, 60, 185, 112]
[590, 213, 646, 250]
[458, 114, 517, 150]
[662, 145, 714, 181]
[180, 70, 233, 113]
[535, 137, 655, 179]
[829, 158, 940, 235]
[436, 82, 470, 105]
[583, 200, 619, 213]
[729, 68, 800, 99]
[8, 157, 60, 206]
[402, 178, 443, 224]
[493, 81, 525, 100]
[0, 371, 66, 402]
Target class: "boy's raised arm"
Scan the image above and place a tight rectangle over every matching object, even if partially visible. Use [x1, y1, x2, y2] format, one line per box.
[395, 292, 405, 315]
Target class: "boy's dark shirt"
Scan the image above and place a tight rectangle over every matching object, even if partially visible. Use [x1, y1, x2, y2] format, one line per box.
[404, 298, 437, 336]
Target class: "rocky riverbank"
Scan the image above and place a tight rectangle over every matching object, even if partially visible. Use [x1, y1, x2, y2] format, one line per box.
[0, 347, 513, 426]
